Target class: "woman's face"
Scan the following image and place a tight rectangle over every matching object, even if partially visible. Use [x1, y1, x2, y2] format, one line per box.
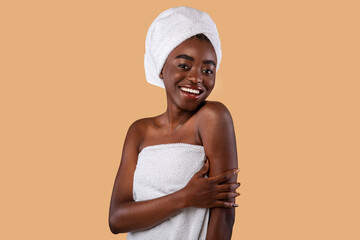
[160, 37, 217, 112]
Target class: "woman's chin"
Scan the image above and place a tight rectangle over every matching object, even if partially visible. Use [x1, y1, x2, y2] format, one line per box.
[179, 99, 207, 112]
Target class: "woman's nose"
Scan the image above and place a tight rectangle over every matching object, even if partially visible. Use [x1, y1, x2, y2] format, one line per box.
[187, 68, 202, 83]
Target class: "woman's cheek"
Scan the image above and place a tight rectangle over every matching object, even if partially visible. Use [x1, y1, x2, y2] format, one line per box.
[173, 71, 185, 80]
[206, 77, 215, 90]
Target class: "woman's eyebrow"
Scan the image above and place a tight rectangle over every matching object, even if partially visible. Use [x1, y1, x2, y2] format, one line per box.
[175, 54, 216, 67]
[203, 60, 216, 67]
[175, 54, 194, 61]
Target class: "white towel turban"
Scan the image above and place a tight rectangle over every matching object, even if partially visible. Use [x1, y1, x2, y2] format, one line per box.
[144, 6, 222, 88]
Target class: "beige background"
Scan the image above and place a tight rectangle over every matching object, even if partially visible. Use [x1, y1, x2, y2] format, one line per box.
[1, 0, 359, 239]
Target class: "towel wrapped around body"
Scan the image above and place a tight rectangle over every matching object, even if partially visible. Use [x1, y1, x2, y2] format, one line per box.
[127, 143, 209, 240]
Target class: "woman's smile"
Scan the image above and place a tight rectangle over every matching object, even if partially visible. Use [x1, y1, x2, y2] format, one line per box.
[179, 86, 204, 99]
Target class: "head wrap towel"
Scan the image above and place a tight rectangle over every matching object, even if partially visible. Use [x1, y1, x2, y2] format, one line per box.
[144, 6, 222, 88]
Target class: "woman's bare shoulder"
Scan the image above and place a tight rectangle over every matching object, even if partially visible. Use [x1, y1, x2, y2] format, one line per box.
[197, 100, 232, 121]
[195, 101, 235, 143]
[125, 116, 161, 145]
[127, 117, 156, 136]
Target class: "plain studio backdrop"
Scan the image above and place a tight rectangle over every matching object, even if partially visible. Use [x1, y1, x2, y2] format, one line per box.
[1, 0, 359, 239]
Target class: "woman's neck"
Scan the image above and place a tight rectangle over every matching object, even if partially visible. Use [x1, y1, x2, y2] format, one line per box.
[163, 104, 194, 131]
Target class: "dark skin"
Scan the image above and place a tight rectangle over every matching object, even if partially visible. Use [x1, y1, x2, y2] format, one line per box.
[109, 37, 239, 239]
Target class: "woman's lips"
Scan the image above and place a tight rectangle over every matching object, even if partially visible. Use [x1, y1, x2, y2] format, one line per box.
[179, 86, 203, 99]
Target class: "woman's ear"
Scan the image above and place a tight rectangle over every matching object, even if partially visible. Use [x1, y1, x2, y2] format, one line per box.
[159, 67, 164, 79]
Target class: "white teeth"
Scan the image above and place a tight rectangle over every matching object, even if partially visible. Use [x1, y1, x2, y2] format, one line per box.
[180, 87, 200, 94]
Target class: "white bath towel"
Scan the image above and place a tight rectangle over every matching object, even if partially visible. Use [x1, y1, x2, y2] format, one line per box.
[127, 143, 209, 240]
[144, 6, 222, 89]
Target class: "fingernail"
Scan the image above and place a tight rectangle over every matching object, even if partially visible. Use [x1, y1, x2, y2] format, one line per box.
[233, 204, 238, 207]
[233, 169, 240, 174]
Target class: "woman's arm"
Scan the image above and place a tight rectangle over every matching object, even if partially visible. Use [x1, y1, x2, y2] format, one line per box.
[109, 120, 184, 233]
[198, 101, 239, 240]
[109, 119, 239, 234]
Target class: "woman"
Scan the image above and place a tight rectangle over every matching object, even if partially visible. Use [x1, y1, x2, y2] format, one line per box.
[109, 6, 240, 240]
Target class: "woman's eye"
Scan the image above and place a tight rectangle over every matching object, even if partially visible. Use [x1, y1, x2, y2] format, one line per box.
[202, 69, 213, 74]
[178, 64, 190, 69]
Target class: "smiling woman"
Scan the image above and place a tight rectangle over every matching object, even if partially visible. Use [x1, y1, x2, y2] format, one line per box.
[109, 6, 240, 240]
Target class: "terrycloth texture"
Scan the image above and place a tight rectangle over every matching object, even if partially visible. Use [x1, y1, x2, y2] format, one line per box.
[127, 143, 209, 240]
[144, 6, 222, 88]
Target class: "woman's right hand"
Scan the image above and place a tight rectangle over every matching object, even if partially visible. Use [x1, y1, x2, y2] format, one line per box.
[181, 158, 240, 208]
